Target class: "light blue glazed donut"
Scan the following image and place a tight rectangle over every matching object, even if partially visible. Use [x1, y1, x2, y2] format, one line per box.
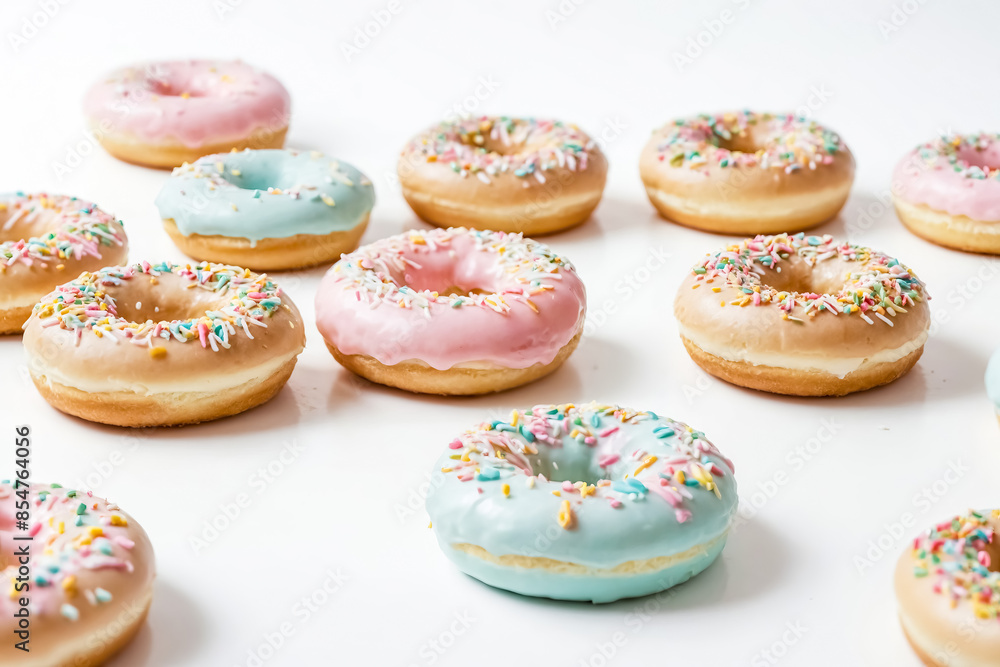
[155, 149, 375, 268]
[426, 402, 738, 603]
[987, 349, 1000, 418]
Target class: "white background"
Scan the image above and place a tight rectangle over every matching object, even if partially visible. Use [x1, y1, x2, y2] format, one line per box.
[2, 0, 999, 665]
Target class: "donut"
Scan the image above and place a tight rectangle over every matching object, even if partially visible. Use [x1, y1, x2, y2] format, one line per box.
[23, 261, 304, 427]
[397, 116, 607, 235]
[895, 509, 1000, 666]
[674, 233, 930, 396]
[314, 227, 585, 395]
[0, 481, 155, 666]
[0, 193, 127, 335]
[893, 133, 1000, 254]
[425, 402, 738, 603]
[639, 111, 855, 234]
[83, 59, 290, 169]
[155, 149, 375, 271]
[987, 350, 1000, 423]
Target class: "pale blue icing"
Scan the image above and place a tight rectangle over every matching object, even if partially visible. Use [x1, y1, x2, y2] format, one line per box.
[987, 349, 1000, 412]
[445, 540, 725, 604]
[155, 149, 375, 244]
[426, 403, 738, 603]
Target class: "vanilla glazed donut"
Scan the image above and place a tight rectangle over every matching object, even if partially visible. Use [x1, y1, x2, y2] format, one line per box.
[83, 60, 290, 169]
[155, 149, 375, 271]
[23, 261, 304, 427]
[0, 481, 155, 666]
[987, 350, 1000, 424]
[674, 233, 930, 396]
[397, 116, 608, 235]
[895, 509, 1000, 667]
[893, 134, 1000, 254]
[426, 402, 738, 603]
[639, 111, 855, 234]
[0, 193, 127, 334]
[315, 227, 585, 395]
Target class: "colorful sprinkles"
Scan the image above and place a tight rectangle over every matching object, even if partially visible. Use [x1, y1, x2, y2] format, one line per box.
[908, 133, 1000, 181]
[30, 261, 284, 351]
[170, 148, 372, 200]
[440, 402, 734, 527]
[653, 111, 845, 174]
[909, 509, 999, 621]
[0, 193, 125, 269]
[330, 227, 574, 316]
[690, 233, 926, 325]
[1, 482, 135, 620]
[404, 116, 597, 185]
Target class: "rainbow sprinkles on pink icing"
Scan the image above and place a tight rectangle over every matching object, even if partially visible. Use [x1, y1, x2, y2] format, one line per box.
[316, 227, 586, 370]
[910, 134, 1000, 181]
[894, 133, 1000, 221]
[0, 482, 138, 622]
[331, 227, 573, 315]
[31, 262, 283, 351]
[1, 193, 125, 268]
[908, 509, 999, 621]
[83, 60, 290, 149]
[692, 233, 926, 325]
[654, 111, 845, 174]
[405, 116, 595, 185]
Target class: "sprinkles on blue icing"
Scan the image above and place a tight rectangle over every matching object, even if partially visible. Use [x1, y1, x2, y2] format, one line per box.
[426, 402, 739, 603]
[155, 149, 375, 244]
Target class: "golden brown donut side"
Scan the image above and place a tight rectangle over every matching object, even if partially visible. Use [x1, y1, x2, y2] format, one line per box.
[398, 117, 607, 235]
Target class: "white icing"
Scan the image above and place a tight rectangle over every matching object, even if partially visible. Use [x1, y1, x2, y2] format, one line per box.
[677, 325, 928, 379]
[29, 349, 298, 395]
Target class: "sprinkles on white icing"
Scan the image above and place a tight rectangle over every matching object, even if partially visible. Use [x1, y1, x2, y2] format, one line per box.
[29, 262, 284, 351]
[692, 233, 927, 325]
[403, 116, 596, 185]
[0, 193, 125, 268]
[652, 111, 845, 174]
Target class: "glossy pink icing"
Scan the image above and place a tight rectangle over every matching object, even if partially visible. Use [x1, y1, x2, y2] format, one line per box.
[314, 228, 586, 370]
[0, 482, 149, 620]
[83, 60, 290, 148]
[893, 134, 1000, 222]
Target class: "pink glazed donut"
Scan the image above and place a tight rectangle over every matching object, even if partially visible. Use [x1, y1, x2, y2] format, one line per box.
[83, 59, 290, 169]
[315, 227, 586, 395]
[893, 133, 1000, 254]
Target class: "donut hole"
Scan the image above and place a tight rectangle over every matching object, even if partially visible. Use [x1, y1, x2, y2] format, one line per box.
[395, 246, 503, 297]
[984, 529, 1000, 573]
[149, 80, 205, 97]
[147, 71, 217, 98]
[713, 131, 762, 154]
[215, 155, 297, 192]
[710, 121, 789, 156]
[103, 274, 229, 324]
[757, 257, 855, 296]
[457, 122, 544, 157]
[956, 143, 1000, 172]
[529, 455, 603, 486]
[458, 130, 515, 156]
[437, 285, 489, 298]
